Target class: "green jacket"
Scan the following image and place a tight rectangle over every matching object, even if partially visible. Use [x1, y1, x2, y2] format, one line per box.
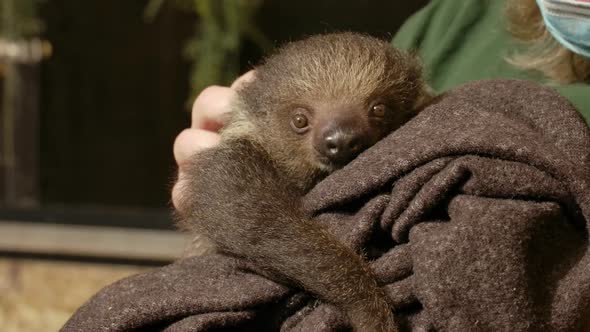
[393, 0, 589, 123]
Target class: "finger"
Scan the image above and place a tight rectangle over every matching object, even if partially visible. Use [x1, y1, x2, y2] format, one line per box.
[173, 128, 221, 168]
[171, 174, 187, 209]
[191, 86, 236, 131]
[230, 70, 256, 89]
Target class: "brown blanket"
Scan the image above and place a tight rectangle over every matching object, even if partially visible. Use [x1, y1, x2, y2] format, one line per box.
[61, 79, 590, 331]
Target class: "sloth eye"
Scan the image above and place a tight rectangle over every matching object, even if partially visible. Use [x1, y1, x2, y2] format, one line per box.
[370, 104, 388, 117]
[293, 114, 308, 128]
[291, 113, 309, 131]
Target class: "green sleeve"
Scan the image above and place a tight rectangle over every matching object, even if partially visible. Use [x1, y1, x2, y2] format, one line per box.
[392, 0, 590, 123]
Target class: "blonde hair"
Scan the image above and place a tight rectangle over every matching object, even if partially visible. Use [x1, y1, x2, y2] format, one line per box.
[506, 0, 590, 83]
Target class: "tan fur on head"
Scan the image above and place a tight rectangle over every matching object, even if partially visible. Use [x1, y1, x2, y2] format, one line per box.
[506, 0, 590, 83]
[238, 32, 428, 116]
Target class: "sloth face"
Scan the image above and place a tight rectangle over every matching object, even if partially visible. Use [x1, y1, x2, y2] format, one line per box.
[282, 98, 411, 173]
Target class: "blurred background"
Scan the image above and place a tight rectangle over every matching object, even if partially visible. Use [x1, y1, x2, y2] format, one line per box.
[0, 1, 427, 330]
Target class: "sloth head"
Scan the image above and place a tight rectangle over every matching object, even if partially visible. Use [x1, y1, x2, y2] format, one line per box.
[234, 32, 431, 190]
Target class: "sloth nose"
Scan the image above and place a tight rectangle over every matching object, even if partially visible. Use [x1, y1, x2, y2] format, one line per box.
[322, 131, 364, 165]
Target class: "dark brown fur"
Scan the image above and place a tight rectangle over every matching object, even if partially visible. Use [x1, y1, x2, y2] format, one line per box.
[175, 33, 432, 332]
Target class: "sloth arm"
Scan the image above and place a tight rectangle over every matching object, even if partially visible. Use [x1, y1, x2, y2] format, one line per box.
[177, 138, 395, 331]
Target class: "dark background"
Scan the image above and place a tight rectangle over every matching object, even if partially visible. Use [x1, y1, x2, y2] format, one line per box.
[6, 1, 428, 227]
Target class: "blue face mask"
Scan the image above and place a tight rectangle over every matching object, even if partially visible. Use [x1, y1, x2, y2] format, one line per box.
[536, 0, 590, 58]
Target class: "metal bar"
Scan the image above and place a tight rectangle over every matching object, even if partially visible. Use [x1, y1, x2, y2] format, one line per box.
[0, 220, 188, 261]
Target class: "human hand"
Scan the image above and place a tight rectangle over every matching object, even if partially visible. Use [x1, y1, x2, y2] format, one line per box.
[172, 70, 256, 208]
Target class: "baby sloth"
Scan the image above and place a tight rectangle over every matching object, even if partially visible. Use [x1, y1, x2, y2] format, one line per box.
[176, 32, 432, 332]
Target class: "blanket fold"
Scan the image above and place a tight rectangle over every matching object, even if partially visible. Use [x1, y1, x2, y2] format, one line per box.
[62, 79, 590, 331]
